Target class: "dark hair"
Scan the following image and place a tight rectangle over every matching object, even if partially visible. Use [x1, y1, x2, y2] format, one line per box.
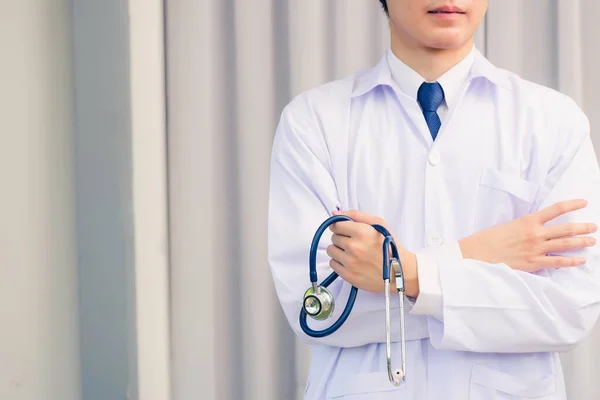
[379, 0, 389, 16]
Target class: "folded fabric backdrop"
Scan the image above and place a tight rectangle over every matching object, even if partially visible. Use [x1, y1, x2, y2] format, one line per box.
[166, 1, 600, 399]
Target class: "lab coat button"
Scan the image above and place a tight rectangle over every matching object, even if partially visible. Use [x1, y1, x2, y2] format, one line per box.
[427, 234, 441, 246]
[428, 151, 441, 166]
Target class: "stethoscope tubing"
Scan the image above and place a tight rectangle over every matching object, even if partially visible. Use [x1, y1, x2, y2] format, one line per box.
[300, 214, 407, 385]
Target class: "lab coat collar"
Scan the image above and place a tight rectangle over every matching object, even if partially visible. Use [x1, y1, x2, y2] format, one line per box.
[469, 48, 512, 89]
[351, 56, 395, 98]
[351, 47, 511, 98]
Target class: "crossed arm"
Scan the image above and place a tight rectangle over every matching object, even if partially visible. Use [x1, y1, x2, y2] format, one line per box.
[328, 197, 600, 353]
[268, 100, 600, 352]
[328, 200, 597, 299]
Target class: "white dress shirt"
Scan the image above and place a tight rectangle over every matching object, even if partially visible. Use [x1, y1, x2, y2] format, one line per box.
[386, 46, 475, 125]
[268, 47, 600, 400]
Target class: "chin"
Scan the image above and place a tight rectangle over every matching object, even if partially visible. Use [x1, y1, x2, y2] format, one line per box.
[422, 32, 470, 50]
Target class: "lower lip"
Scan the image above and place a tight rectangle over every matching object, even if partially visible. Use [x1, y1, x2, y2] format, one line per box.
[428, 11, 465, 19]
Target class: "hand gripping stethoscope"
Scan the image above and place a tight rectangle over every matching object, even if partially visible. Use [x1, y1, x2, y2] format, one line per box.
[299, 215, 407, 386]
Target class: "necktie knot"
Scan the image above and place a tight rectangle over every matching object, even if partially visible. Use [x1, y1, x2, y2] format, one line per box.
[417, 82, 444, 112]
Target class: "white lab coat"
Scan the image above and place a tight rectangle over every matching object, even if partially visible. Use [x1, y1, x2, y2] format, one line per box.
[267, 48, 600, 399]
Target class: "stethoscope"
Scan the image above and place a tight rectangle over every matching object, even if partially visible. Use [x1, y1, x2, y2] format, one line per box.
[299, 215, 407, 386]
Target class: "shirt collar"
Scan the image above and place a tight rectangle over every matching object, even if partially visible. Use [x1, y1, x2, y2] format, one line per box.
[351, 47, 510, 99]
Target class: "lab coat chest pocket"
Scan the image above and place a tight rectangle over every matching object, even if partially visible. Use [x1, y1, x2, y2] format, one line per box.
[474, 168, 540, 232]
[326, 372, 407, 400]
[469, 364, 557, 400]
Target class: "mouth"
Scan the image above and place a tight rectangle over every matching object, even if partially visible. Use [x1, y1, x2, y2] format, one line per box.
[428, 5, 466, 14]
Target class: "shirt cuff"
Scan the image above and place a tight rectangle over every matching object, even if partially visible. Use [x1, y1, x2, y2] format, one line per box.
[409, 241, 464, 320]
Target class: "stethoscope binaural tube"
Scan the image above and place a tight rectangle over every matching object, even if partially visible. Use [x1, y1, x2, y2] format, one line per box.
[378, 227, 407, 386]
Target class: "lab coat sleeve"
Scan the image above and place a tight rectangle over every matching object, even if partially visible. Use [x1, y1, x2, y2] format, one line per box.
[268, 97, 391, 347]
[415, 97, 600, 353]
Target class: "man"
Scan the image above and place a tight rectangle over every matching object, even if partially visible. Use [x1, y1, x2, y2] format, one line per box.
[268, 0, 600, 398]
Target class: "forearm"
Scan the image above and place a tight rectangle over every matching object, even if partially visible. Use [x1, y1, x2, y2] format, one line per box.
[410, 240, 600, 353]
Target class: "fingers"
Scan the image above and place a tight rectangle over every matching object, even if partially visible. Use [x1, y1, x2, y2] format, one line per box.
[330, 210, 393, 245]
[532, 255, 587, 269]
[543, 222, 598, 240]
[326, 244, 349, 266]
[329, 221, 357, 237]
[534, 199, 588, 223]
[329, 258, 355, 282]
[329, 220, 373, 238]
[542, 236, 596, 254]
[331, 233, 351, 251]
[332, 209, 384, 225]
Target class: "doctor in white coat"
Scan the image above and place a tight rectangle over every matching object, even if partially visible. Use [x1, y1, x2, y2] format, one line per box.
[268, 0, 600, 399]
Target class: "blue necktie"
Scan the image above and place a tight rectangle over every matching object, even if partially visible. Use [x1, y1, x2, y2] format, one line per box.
[417, 82, 444, 140]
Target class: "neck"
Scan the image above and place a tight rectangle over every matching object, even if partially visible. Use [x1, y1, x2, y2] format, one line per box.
[390, 33, 474, 82]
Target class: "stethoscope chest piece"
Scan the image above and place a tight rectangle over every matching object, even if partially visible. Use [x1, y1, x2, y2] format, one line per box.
[303, 283, 334, 320]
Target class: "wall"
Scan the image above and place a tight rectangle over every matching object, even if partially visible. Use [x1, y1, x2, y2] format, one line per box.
[1, 1, 170, 399]
[0, 2, 80, 399]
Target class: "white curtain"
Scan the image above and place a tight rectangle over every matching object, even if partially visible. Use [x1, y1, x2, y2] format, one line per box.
[165, 1, 600, 399]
